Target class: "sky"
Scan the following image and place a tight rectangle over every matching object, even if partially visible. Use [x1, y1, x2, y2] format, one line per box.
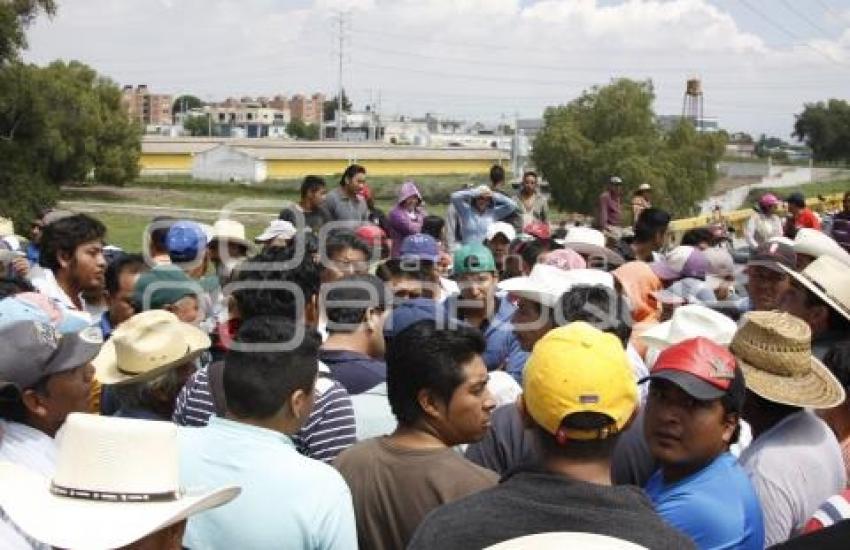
[19, 0, 850, 139]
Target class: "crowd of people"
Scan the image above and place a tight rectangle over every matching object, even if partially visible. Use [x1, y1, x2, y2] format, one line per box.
[0, 164, 849, 549]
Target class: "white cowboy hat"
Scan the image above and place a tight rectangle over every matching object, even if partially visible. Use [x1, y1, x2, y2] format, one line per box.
[641, 304, 738, 351]
[779, 254, 850, 323]
[485, 532, 646, 550]
[637, 183, 652, 192]
[0, 413, 239, 550]
[499, 264, 614, 308]
[793, 228, 850, 266]
[555, 227, 624, 268]
[254, 219, 297, 243]
[93, 310, 211, 385]
[486, 222, 517, 243]
[210, 219, 253, 249]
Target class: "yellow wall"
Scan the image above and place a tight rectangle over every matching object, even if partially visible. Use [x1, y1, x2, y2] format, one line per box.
[139, 153, 193, 172]
[265, 158, 499, 178]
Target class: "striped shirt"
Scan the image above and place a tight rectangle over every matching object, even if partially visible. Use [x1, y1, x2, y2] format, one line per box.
[804, 489, 850, 534]
[172, 362, 357, 463]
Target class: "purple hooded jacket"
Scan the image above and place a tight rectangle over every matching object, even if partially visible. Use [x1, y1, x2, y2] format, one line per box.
[388, 181, 426, 257]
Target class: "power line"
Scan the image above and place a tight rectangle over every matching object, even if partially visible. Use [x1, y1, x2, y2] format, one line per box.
[777, 0, 836, 38]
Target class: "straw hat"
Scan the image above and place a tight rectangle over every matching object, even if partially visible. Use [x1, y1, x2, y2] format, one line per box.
[94, 310, 210, 385]
[730, 311, 845, 408]
[780, 254, 850, 323]
[0, 413, 239, 549]
[210, 219, 252, 249]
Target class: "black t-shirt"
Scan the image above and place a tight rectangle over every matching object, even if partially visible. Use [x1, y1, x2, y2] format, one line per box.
[279, 204, 331, 235]
[408, 470, 695, 550]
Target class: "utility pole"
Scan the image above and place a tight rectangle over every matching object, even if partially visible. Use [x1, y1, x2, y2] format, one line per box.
[336, 11, 346, 141]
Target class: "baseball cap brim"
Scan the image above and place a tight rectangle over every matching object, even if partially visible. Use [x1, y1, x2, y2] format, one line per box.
[642, 370, 726, 400]
[46, 329, 103, 379]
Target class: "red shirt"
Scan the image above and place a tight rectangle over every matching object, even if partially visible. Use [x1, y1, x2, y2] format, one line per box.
[795, 208, 822, 231]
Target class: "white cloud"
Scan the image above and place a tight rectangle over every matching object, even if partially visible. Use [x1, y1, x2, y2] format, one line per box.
[19, 0, 850, 137]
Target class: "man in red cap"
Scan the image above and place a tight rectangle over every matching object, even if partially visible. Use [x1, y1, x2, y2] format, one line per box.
[642, 337, 764, 549]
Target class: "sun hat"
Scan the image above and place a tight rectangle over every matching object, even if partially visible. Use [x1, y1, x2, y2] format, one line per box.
[643, 337, 744, 406]
[486, 222, 516, 243]
[523, 322, 637, 440]
[93, 310, 210, 386]
[133, 266, 202, 311]
[453, 243, 497, 276]
[543, 248, 587, 271]
[523, 221, 551, 241]
[758, 193, 780, 209]
[499, 264, 614, 308]
[555, 226, 624, 267]
[730, 311, 845, 408]
[397, 233, 440, 262]
[748, 239, 796, 272]
[779, 254, 850, 323]
[641, 304, 738, 351]
[254, 219, 297, 244]
[485, 532, 646, 550]
[0, 293, 90, 334]
[650, 245, 708, 281]
[0, 413, 239, 550]
[637, 183, 651, 192]
[209, 219, 252, 250]
[793, 228, 850, 266]
[166, 221, 207, 263]
[0, 321, 102, 401]
[610, 176, 623, 185]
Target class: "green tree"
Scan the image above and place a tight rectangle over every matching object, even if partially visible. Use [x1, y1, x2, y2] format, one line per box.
[793, 99, 850, 161]
[172, 94, 204, 116]
[286, 118, 307, 139]
[0, 0, 56, 65]
[532, 78, 726, 218]
[183, 114, 211, 136]
[323, 89, 352, 122]
[303, 122, 320, 140]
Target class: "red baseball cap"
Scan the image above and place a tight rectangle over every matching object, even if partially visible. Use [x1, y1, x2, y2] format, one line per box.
[523, 221, 551, 240]
[355, 224, 385, 249]
[643, 337, 742, 402]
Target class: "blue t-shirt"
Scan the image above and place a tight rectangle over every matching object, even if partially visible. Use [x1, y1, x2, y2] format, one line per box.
[645, 452, 764, 550]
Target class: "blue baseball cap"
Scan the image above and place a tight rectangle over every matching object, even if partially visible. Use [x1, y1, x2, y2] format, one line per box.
[0, 293, 90, 334]
[167, 221, 207, 263]
[383, 298, 457, 339]
[397, 234, 440, 262]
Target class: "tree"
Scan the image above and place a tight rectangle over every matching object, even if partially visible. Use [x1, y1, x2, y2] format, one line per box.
[323, 89, 352, 122]
[0, 0, 56, 65]
[285, 119, 320, 140]
[532, 78, 727, 218]
[793, 99, 850, 161]
[183, 114, 211, 136]
[172, 94, 204, 116]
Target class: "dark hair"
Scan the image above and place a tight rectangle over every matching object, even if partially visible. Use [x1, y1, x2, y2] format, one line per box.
[325, 230, 370, 263]
[421, 216, 445, 242]
[489, 165, 505, 185]
[39, 214, 106, 272]
[386, 320, 485, 425]
[339, 164, 366, 187]
[0, 277, 35, 299]
[634, 208, 671, 243]
[231, 245, 320, 321]
[824, 342, 850, 389]
[534, 413, 623, 460]
[680, 227, 713, 248]
[802, 285, 850, 332]
[520, 240, 547, 268]
[557, 285, 632, 346]
[104, 254, 146, 296]
[323, 274, 388, 334]
[522, 170, 538, 181]
[149, 216, 175, 254]
[224, 317, 320, 419]
[300, 175, 326, 198]
[787, 193, 806, 208]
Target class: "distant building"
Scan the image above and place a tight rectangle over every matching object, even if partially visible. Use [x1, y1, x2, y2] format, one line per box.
[290, 93, 325, 125]
[658, 114, 720, 133]
[204, 101, 290, 138]
[121, 85, 173, 127]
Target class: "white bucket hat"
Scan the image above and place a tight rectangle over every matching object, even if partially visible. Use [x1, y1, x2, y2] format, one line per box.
[499, 264, 614, 308]
[210, 219, 252, 249]
[0, 413, 239, 550]
[555, 227, 624, 267]
[254, 219, 297, 243]
[793, 228, 850, 266]
[93, 310, 211, 385]
[780, 254, 850, 323]
[641, 304, 738, 351]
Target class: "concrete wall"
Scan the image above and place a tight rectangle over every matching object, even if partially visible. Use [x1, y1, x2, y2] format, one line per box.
[139, 153, 193, 174]
[718, 161, 770, 178]
[192, 146, 265, 183]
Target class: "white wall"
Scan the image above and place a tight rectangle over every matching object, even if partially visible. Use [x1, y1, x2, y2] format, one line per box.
[192, 145, 264, 183]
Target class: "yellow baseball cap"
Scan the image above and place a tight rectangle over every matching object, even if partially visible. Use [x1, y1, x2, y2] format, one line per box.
[523, 322, 638, 440]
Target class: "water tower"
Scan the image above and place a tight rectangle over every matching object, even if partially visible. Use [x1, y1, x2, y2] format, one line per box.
[681, 78, 704, 131]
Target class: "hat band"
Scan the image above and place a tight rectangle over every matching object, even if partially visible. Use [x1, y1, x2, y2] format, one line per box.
[50, 482, 182, 503]
[805, 274, 850, 318]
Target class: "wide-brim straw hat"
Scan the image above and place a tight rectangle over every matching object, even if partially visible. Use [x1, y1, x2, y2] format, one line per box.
[730, 311, 845, 409]
[94, 310, 210, 386]
[0, 413, 239, 550]
[779, 254, 850, 324]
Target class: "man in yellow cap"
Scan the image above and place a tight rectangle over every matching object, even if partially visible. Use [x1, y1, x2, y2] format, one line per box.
[409, 322, 693, 550]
